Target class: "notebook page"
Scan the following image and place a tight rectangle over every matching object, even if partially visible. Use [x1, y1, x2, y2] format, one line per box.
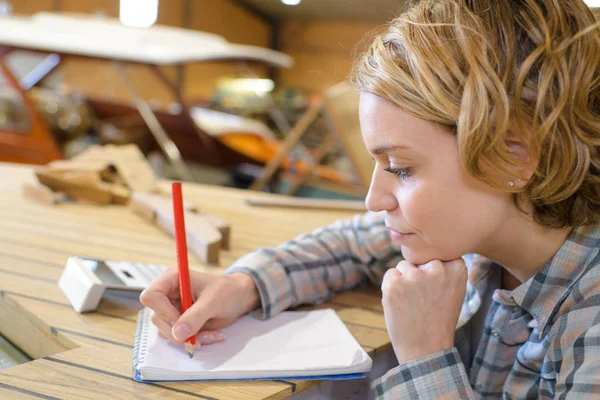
[138, 308, 372, 378]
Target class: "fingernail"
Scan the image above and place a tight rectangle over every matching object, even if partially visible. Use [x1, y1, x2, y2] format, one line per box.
[214, 332, 226, 341]
[172, 324, 190, 341]
[199, 333, 213, 342]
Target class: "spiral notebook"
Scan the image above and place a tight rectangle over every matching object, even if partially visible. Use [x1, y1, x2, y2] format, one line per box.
[132, 307, 373, 382]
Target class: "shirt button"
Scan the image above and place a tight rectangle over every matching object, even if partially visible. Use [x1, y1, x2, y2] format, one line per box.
[491, 330, 499, 337]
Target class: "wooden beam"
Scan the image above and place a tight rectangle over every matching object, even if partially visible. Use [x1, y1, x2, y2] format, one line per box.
[269, 20, 281, 83]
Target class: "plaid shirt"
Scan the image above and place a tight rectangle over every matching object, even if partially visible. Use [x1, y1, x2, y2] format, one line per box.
[225, 212, 600, 399]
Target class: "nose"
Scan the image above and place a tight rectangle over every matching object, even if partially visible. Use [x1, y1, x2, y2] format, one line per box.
[365, 167, 398, 212]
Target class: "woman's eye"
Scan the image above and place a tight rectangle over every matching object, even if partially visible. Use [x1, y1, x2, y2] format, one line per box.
[383, 167, 412, 181]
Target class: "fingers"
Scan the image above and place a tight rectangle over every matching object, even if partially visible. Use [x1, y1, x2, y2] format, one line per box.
[152, 313, 225, 347]
[395, 260, 418, 276]
[152, 312, 180, 343]
[382, 267, 402, 293]
[171, 295, 214, 342]
[196, 330, 226, 345]
[443, 258, 467, 274]
[140, 268, 181, 324]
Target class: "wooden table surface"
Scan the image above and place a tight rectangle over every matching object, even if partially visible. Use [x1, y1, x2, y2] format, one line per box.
[0, 162, 389, 400]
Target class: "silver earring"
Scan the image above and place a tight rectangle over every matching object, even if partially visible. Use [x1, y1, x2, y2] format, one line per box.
[508, 181, 515, 187]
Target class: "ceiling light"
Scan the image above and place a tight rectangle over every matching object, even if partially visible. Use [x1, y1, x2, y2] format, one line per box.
[120, 0, 158, 28]
[281, 0, 301, 5]
[584, 0, 600, 7]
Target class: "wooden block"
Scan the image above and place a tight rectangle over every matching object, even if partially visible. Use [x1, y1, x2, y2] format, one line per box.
[156, 208, 222, 265]
[199, 214, 230, 250]
[21, 183, 67, 206]
[131, 192, 222, 265]
[129, 194, 157, 222]
[131, 191, 197, 213]
[145, 188, 230, 249]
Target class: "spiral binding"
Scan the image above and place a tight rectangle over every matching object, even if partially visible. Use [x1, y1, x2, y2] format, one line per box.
[132, 308, 152, 371]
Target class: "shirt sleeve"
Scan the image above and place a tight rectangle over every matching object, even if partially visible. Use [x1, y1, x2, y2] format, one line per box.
[371, 348, 475, 400]
[223, 211, 403, 319]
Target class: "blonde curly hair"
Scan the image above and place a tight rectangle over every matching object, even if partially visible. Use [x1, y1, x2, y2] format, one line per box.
[350, 0, 600, 229]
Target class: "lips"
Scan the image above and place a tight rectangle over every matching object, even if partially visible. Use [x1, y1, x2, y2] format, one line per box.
[386, 226, 412, 236]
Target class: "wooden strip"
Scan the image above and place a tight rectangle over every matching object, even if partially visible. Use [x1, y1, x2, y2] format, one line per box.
[0, 233, 176, 268]
[273, 380, 296, 392]
[329, 291, 384, 313]
[245, 196, 367, 212]
[0, 223, 175, 260]
[0, 250, 64, 269]
[10, 298, 137, 347]
[2, 289, 137, 323]
[1, 291, 70, 308]
[0, 268, 56, 284]
[0, 209, 170, 247]
[0, 383, 61, 400]
[0, 260, 60, 282]
[0, 273, 81, 306]
[54, 328, 132, 349]
[336, 308, 387, 330]
[344, 321, 387, 332]
[46, 357, 218, 400]
[0, 358, 218, 400]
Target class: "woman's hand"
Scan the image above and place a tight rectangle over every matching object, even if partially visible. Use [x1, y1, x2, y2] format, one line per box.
[381, 258, 467, 364]
[140, 268, 260, 349]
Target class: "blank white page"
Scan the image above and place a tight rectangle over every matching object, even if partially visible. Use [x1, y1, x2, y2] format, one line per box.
[136, 308, 372, 381]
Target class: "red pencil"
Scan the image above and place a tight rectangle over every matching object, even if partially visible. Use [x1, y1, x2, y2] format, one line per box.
[172, 182, 196, 358]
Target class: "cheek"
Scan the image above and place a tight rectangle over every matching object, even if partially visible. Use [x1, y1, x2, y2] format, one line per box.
[398, 184, 454, 235]
[396, 182, 503, 260]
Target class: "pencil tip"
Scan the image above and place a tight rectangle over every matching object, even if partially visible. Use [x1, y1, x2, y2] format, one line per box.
[185, 342, 195, 359]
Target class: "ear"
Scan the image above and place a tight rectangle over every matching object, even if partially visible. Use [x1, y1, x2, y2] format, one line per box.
[504, 132, 538, 188]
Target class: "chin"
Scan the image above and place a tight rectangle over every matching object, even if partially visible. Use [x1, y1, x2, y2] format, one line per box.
[400, 247, 434, 265]
[400, 246, 458, 266]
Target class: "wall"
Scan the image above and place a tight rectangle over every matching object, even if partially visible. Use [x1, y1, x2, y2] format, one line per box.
[278, 20, 378, 93]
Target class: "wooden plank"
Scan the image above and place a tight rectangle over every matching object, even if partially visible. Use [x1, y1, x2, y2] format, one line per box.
[51, 346, 298, 400]
[330, 291, 384, 313]
[0, 162, 391, 400]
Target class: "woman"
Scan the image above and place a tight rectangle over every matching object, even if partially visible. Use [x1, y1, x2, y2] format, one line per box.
[141, 0, 600, 398]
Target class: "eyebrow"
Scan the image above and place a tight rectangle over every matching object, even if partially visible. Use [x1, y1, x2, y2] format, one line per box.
[370, 145, 411, 155]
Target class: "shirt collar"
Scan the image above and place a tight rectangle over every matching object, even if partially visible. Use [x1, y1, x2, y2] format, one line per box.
[511, 224, 600, 337]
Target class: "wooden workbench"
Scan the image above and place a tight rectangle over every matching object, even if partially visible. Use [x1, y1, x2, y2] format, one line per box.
[0, 162, 390, 400]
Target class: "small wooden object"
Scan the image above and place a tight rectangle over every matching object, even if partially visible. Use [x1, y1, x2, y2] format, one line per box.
[130, 192, 228, 265]
[23, 144, 157, 206]
[245, 196, 367, 212]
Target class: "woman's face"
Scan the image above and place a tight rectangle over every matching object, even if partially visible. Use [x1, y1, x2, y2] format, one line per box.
[360, 93, 515, 265]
